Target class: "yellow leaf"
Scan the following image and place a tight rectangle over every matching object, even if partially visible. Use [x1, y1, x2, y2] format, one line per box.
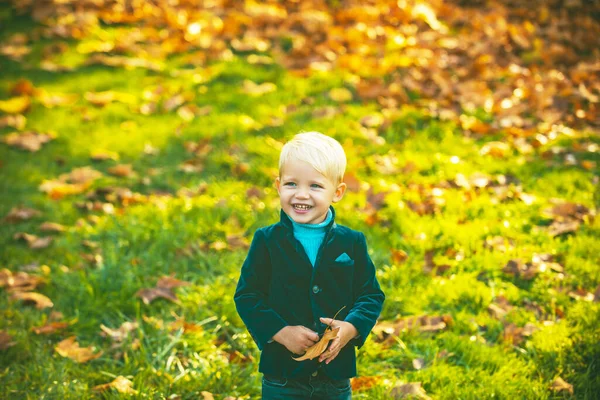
[0, 96, 31, 114]
[55, 336, 103, 363]
[93, 376, 138, 394]
[293, 327, 339, 361]
[328, 88, 353, 102]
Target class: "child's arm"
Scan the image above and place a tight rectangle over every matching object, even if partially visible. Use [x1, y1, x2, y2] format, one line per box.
[343, 232, 385, 349]
[234, 229, 288, 350]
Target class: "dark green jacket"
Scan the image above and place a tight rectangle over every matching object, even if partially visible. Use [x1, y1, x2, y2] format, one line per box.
[234, 207, 385, 379]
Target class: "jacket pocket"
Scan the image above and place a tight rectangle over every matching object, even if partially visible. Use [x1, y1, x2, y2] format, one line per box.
[333, 259, 354, 267]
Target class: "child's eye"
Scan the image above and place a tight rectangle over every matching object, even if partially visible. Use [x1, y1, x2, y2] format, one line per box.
[311, 184, 323, 189]
[284, 182, 296, 187]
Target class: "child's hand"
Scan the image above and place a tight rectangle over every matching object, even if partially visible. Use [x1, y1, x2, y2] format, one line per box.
[318, 317, 358, 364]
[272, 325, 320, 355]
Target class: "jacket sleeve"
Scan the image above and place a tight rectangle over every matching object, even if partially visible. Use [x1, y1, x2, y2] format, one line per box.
[233, 229, 288, 350]
[344, 232, 385, 349]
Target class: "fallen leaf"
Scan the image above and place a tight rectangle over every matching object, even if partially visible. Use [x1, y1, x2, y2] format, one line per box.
[391, 382, 431, 399]
[293, 327, 339, 361]
[13, 232, 53, 249]
[3, 206, 41, 222]
[10, 291, 53, 309]
[550, 377, 573, 394]
[39, 222, 66, 232]
[351, 376, 380, 391]
[136, 275, 191, 305]
[0, 114, 27, 130]
[329, 87, 353, 102]
[502, 259, 539, 280]
[2, 131, 55, 152]
[32, 321, 69, 335]
[90, 149, 119, 161]
[107, 164, 135, 177]
[0, 96, 31, 114]
[100, 322, 138, 342]
[10, 79, 35, 96]
[93, 376, 138, 394]
[0, 331, 16, 350]
[242, 80, 277, 96]
[391, 249, 409, 265]
[0, 269, 44, 292]
[55, 336, 102, 363]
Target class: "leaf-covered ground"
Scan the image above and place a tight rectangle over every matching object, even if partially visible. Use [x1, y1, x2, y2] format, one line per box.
[1, 1, 599, 399]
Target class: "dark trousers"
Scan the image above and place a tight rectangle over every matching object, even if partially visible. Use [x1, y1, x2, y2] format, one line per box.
[262, 371, 352, 400]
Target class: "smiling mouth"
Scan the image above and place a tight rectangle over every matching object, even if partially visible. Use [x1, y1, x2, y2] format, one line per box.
[293, 204, 312, 211]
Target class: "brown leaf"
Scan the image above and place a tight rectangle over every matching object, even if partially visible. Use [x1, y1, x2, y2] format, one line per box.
[55, 336, 102, 363]
[32, 321, 69, 335]
[0, 114, 27, 130]
[10, 291, 54, 309]
[351, 376, 380, 391]
[547, 220, 580, 237]
[3, 206, 41, 223]
[0, 331, 16, 350]
[136, 287, 179, 305]
[0, 269, 44, 292]
[157, 276, 191, 289]
[0, 96, 31, 114]
[13, 232, 53, 249]
[100, 322, 138, 342]
[2, 131, 55, 152]
[550, 377, 573, 394]
[60, 166, 103, 184]
[391, 249, 408, 265]
[293, 326, 339, 361]
[372, 315, 452, 344]
[107, 164, 135, 177]
[502, 259, 539, 280]
[10, 79, 35, 96]
[39, 222, 66, 232]
[90, 149, 119, 161]
[93, 376, 138, 394]
[391, 382, 431, 400]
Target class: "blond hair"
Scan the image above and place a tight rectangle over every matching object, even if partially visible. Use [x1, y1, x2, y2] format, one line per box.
[279, 131, 346, 184]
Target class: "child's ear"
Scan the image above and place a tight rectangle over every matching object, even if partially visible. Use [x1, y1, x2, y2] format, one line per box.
[275, 177, 281, 194]
[332, 182, 347, 202]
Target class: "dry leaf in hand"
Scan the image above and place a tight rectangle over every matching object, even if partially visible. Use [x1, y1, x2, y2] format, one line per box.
[293, 326, 340, 361]
[55, 336, 103, 363]
[93, 376, 138, 394]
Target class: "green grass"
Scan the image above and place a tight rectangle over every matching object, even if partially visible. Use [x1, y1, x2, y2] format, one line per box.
[1, 5, 599, 400]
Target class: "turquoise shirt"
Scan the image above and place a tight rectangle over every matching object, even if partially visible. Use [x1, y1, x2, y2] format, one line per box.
[290, 209, 333, 267]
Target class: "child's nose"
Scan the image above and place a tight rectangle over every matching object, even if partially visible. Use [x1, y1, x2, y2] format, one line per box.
[295, 189, 309, 199]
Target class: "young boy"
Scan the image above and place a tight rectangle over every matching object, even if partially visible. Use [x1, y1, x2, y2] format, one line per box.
[234, 132, 385, 399]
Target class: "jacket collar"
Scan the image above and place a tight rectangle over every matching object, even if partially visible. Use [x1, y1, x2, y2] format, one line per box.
[280, 205, 337, 233]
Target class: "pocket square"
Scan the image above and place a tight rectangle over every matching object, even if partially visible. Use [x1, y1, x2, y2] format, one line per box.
[335, 253, 353, 263]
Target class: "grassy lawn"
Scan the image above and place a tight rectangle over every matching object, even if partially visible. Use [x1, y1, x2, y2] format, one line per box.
[1, 2, 599, 399]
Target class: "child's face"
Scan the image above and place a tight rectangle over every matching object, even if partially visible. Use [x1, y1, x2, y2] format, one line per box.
[276, 159, 346, 224]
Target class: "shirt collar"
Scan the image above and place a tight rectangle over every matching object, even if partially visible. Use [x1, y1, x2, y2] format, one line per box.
[280, 205, 337, 233]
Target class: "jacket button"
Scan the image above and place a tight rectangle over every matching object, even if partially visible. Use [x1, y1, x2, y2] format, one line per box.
[312, 285, 320, 294]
